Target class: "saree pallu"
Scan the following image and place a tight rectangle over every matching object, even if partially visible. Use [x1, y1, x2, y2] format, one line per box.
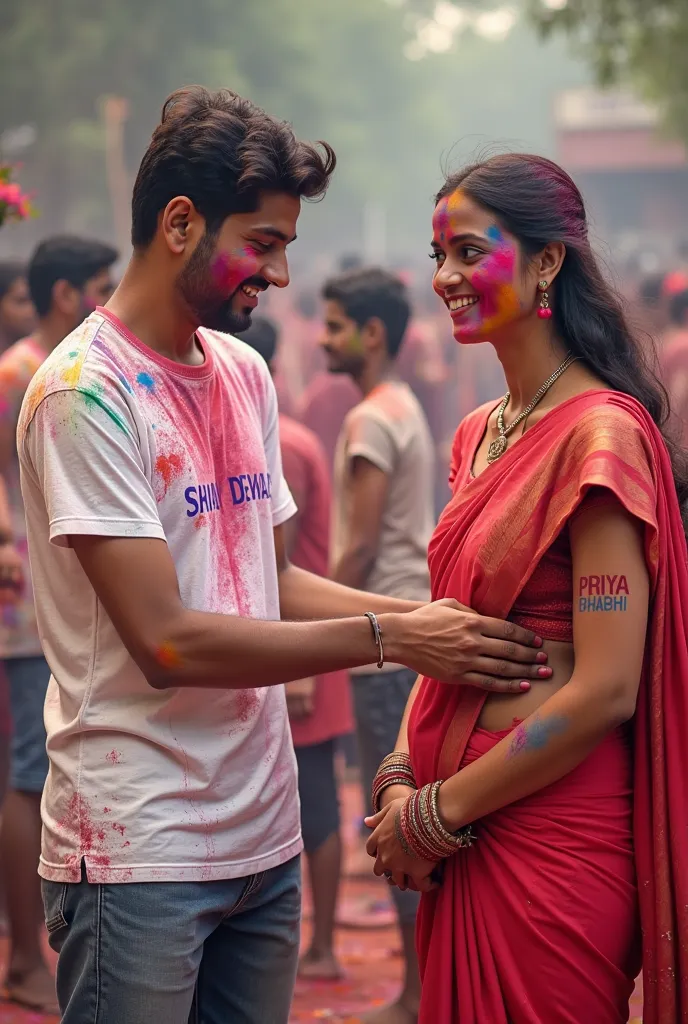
[408, 390, 688, 1024]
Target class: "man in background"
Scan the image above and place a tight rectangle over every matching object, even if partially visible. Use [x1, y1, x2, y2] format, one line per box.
[297, 363, 358, 479]
[240, 315, 353, 981]
[323, 268, 435, 1024]
[0, 235, 116, 1013]
[0, 262, 35, 355]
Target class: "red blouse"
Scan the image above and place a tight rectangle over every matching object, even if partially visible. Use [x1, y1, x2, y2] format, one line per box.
[510, 489, 619, 642]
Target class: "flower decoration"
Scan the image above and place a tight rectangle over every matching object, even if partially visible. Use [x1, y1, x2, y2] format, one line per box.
[0, 164, 36, 227]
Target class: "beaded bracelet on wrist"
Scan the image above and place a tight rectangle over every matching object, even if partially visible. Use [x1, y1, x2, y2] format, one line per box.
[397, 782, 476, 861]
[372, 752, 417, 813]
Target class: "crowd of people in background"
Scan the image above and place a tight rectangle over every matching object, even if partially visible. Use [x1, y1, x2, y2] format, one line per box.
[0, 88, 687, 1024]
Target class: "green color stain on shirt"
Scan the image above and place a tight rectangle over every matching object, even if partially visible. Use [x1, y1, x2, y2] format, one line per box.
[76, 384, 129, 435]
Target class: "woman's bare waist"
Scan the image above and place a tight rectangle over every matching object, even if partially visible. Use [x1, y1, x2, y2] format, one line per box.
[477, 638, 575, 732]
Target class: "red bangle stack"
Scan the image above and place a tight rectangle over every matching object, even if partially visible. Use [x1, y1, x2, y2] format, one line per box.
[372, 752, 417, 814]
[396, 782, 476, 861]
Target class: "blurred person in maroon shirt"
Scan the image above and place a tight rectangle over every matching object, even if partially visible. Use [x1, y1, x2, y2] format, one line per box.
[240, 316, 354, 982]
[297, 370, 359, 478]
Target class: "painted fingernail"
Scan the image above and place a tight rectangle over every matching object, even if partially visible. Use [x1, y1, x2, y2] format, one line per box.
[533, 636, 543, 647]
[537, 666, 553, 677]
[535, 652, 548, 664]
[519, 681, 531, 691]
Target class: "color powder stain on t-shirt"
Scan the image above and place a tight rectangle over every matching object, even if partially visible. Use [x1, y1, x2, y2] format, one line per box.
[114, 368, 133, 394]
[77, 383, 128, 435]
[137, 371, 155, 393]
[57, 792, 107, 857]
[155, 451, 184, 494]
[23, 375, 47, 424]
[60, 350, 87, 389]
[105, 749, 122, 765]
[194, 514, 207, 530]
[235, 689, 260, 724]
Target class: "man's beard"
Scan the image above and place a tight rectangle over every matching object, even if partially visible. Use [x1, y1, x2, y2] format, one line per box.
[177, 233, 254, 335]
[322, 348, 364, 377]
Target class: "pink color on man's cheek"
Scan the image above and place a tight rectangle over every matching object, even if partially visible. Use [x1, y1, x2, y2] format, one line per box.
[211, 249, 260, 294]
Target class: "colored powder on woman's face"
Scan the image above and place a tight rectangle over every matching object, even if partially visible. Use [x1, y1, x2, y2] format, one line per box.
[460, 225, 522, 338]
[432, 190, 465, 245]
[433, 201, 522, 341]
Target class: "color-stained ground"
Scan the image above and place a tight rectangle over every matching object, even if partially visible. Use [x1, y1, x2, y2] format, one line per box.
[0, 784, 644, 1022]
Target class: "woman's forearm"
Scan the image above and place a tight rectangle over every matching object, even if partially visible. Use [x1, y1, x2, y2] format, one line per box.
[395, 675, 421, 754]
[379, 676, 422, 809]
[437, 675, 635, 831]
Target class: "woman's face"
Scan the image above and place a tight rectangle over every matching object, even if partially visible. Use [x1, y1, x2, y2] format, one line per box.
[431, 189, 537, 344]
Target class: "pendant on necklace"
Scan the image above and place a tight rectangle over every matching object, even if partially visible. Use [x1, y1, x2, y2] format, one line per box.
[487, 435, 508, 464]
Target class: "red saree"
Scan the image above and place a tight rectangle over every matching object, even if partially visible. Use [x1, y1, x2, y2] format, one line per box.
[408, 390, 688, 1023]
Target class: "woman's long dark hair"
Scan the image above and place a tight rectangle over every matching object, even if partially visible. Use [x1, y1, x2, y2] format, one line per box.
[436, 153, 688, 516]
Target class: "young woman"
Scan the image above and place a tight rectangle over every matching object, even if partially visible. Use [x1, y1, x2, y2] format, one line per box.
[365, 153, 688, 1024]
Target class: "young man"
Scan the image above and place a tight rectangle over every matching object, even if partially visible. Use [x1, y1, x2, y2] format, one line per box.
[240, 315, 352, 980]
[17, 87, 547, 1024]
[323, 268, 434, 1024]
[0, 261, 35, 354]
[0, 235, 117, 1014]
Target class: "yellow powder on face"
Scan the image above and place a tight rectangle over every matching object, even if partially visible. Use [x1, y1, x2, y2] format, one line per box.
[155, 642, 182, 669]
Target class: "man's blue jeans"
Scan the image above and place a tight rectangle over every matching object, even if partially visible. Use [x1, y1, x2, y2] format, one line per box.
[42, 855, 301, 1023]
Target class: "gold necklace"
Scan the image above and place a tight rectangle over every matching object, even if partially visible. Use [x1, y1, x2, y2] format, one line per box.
[486, 353, 577, 464]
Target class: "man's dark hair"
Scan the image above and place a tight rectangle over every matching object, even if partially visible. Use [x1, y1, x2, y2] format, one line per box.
[28, 236, 118, 317]
[131, 86, 336, 249]
[0, 261, 26, 302]
[238, 316, 278, 365]
[669, 288, 688, 328]
[322, 267, 411, 358]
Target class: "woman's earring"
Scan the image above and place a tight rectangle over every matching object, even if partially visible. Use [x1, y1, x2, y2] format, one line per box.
[537, 280, 552, 319]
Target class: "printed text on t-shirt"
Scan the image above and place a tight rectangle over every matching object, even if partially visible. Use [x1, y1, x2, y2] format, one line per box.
[185, 473, 273, 518]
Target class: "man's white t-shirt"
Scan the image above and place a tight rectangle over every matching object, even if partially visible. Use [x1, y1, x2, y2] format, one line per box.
[17, 308, 301, 884]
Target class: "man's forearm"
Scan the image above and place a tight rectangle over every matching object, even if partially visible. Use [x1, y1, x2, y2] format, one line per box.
[278, 563, 422, 620]
[148, 608, 408, 690]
